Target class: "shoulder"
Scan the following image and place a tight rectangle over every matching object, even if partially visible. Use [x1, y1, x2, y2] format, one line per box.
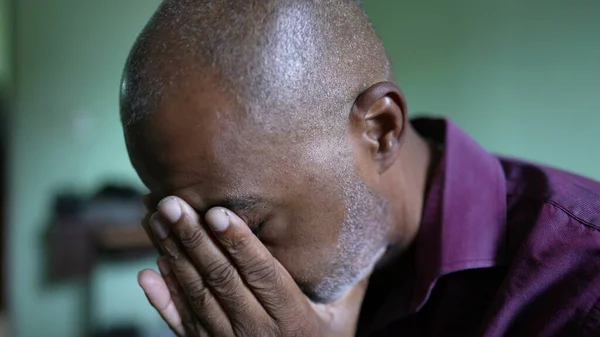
[544, 165, 600, 231]
[500, 156, 600, 231]
[499, 157, 600, 335]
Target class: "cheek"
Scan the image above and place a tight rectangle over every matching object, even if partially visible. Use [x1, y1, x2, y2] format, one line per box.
[282, 168, 346, 243]
[266, 172, 347, 275]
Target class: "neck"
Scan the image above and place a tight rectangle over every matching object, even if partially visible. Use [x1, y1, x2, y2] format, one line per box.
[354, 126, 442, 336]
[381, 125, 442, 260]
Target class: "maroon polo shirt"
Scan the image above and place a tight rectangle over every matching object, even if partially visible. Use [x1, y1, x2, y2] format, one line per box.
[358, 118, 600, 337]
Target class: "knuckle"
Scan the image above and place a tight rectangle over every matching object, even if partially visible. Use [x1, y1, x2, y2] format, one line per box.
[243, 258, 278, 288]
[204, 260, 238, 293]
[178, 226, 208, 250]
[164, 241, 183, 261]
[222, 233, 251, 257]
[186, 279, 214, 310]
[170, 261, 189, 276]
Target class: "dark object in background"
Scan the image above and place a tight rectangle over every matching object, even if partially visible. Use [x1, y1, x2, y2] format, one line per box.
[45, 183, 156, 337]
[53, 184, 145, 225]
[93, 325, 141, 337]
[94, 185, 142, 200]
[44, 183, 151, 283]
[53, 192, 87, 218]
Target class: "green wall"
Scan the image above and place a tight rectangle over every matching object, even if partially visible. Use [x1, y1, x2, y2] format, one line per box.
[7, 1, 600, 337]
[364, 0, 600, 180]
[9, 1, 162, 336]
[0, 0, 10, 88]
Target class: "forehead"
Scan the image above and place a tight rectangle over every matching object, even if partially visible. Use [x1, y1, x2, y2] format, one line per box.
[130, 82, 321, 205]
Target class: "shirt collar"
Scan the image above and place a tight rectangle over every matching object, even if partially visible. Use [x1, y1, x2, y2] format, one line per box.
[409, 117, 509, 313]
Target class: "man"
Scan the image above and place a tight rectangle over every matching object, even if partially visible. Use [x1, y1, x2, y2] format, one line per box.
[120, 0, 600, 336]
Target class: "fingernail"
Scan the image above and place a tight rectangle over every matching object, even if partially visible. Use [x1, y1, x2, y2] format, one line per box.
[206, 208, 230, 232]
[158, 197, 182, 223]
[157, 257, 171, 276]
[150, 213, 171, 239]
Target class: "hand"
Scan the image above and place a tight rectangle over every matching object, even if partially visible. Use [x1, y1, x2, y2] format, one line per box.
[138, 196, 368, 337]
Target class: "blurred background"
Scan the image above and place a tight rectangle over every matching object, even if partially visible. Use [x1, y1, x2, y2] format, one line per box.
[1, 0, 599, 336]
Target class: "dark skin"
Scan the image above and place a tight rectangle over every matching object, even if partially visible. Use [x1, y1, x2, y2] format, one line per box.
[131, 80, 438, 336]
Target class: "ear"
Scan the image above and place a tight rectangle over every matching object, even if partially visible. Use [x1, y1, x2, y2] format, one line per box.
[350, 81, 407, 174]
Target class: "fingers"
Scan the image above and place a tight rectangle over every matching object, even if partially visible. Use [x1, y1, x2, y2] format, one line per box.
[142, 212, 164, 254]
[157, 257, 212, 337]
[154, 197, 274, 333]
[150, 212, 235, 336]
[203, 206, 305, 317]
[138, 268, 186, 336]
[142, 193, 165, 254]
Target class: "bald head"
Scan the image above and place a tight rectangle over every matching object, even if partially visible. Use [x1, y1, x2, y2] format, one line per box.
[120, 0, 424, 303]
[120, 0, 392, 132]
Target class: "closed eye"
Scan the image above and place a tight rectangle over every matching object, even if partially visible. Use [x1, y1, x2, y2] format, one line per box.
[251, 221, 264, 237]
[237, 214, 264, 237]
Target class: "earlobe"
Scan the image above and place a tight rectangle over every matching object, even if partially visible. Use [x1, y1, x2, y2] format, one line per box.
[350, 81, 407, 174]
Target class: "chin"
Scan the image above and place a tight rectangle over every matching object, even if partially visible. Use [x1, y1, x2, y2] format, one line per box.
[297, 276, 357, 304]
[300, 286, 343, 304]
[294, 244, 387, 304]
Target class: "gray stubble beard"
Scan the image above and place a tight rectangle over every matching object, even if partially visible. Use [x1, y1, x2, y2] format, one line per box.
[308, 167, 391, 304]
